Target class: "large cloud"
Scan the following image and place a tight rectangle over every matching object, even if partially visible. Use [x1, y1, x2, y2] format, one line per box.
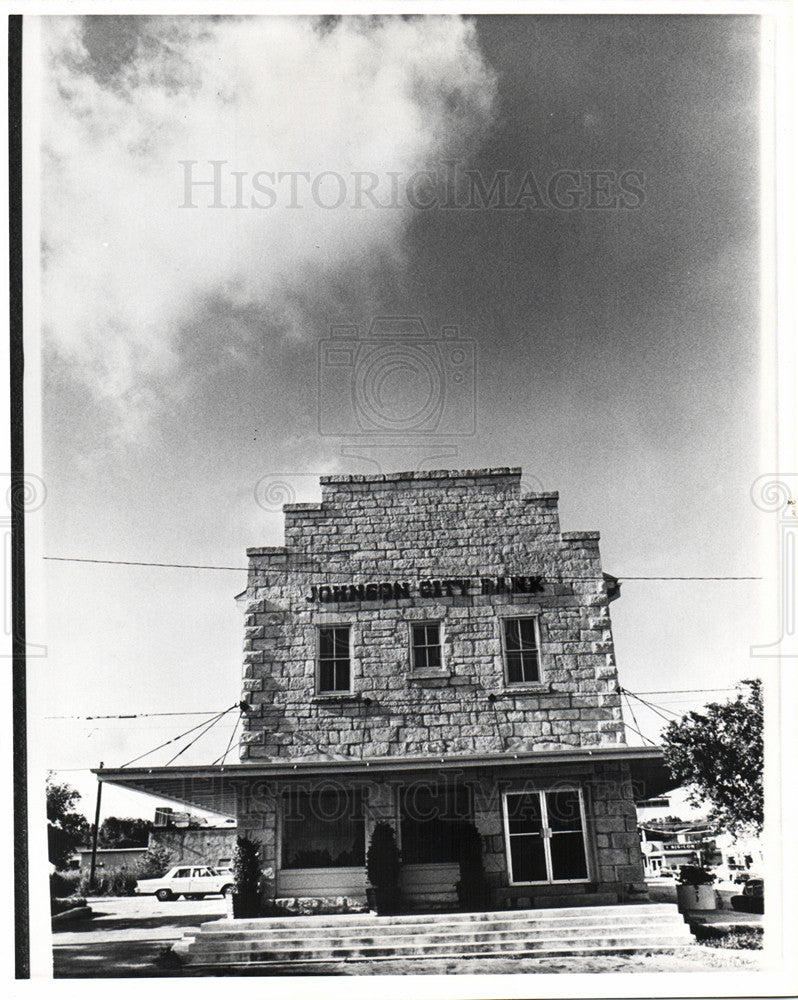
[38, 15, 497, 429]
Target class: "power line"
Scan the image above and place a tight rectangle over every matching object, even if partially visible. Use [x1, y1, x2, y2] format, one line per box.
[621, 688, 681, 722]
[44, 556, 245, 571]
[632, 688, 738, 695]
[43, 555, 761, 581]
[621, 690, 657, 747]
[45, 710, 223, 720]
[621, 719, 657, 747]
[119, 706, 236, 768]
[164, 707, 235, 767]
[44, 686, 734, 726]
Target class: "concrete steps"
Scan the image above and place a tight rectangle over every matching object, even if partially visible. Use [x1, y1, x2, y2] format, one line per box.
[174, 904, 693, 967]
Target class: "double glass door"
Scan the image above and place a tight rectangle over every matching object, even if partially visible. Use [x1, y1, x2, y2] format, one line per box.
[503, 788, 589, 884]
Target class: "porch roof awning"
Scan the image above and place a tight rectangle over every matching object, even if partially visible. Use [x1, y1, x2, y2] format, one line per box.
[95, 745, 675, 814]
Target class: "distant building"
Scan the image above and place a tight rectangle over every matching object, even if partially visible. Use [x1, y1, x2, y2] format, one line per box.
[634, 796, 673, 822]
[153, 806, 236, 829]
[638, 819, 721, 877]
[714, 831, 763, 877]
[149, 823, 237, 869]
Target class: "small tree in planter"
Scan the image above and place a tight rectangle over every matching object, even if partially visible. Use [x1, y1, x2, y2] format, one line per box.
[676, 865, 717, 912]
[366, 822, 400, 915]
[455, 821, 489, 912]
[232, 836, 262, 918]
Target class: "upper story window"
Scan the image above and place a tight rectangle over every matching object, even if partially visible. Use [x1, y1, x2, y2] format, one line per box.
[502, 616, 541, 684]
[410, 622, 443, 671]
[317, 625, 351, 694]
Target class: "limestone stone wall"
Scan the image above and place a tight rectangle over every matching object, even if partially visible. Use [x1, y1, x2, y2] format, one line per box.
[239, 468, 625, 761]
[233, 764, 646, 906]
[473, 761, 646, 903]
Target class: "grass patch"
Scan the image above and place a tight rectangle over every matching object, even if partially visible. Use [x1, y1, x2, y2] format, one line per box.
[697, 927, 763, 950]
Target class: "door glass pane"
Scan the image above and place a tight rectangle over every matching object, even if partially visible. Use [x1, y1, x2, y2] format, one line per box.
[510, 835, 547, 882]
[506, 792, 542, 834]
[546, 790, 583, 832]
[545, 790, 587, 880]
[549, 831, 588, 880]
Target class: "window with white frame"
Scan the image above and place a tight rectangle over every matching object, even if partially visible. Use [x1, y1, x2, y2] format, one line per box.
[317, 625, 351, 693]
[502, 788, 589, 884]
[501, 616, 541, 684]
[410, 621, 443, 671]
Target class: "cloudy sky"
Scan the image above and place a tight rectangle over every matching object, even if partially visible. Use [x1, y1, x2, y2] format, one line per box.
[28, 13, 768, 819]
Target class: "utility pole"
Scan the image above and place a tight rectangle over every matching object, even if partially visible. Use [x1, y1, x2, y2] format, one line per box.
[88, 763, 104, 892]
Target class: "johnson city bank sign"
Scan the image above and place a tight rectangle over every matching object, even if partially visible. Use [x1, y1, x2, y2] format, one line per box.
[306, 576, 545, 603]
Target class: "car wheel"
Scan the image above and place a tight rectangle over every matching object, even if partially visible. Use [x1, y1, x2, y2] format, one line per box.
[155, 889, 173, 902]
[222, 885, 233, 898]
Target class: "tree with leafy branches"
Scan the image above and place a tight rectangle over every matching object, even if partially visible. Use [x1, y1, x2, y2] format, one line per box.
[98, 816, 153, 847]
[46, 776, 92, 870]
[661, 679, 763, 836]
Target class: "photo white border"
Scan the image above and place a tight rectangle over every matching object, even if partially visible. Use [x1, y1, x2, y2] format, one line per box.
[4, 2, 796, 998]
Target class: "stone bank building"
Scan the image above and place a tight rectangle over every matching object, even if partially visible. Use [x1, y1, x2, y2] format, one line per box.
[101, 468, 670, 911]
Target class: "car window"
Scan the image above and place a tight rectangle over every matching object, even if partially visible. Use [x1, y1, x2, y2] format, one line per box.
[174, 868, 190, 877]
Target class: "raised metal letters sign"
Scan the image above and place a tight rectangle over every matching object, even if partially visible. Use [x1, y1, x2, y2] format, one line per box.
[306, 576, 544, 603]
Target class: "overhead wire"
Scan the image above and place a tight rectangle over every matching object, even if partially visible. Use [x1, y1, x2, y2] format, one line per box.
[620, 688, 682, 722]
[621, 689, 657, 747]
[164, 706, 238, 766]
[52, 688, 741, 779]
[43, 555, 760, 581]
[211, 711, 244, 767]
[119, 706, 236, 768]
[46, 685, 739, 724]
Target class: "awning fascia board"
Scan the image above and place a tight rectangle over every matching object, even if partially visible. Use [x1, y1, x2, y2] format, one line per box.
[95, 745, 676, 812]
